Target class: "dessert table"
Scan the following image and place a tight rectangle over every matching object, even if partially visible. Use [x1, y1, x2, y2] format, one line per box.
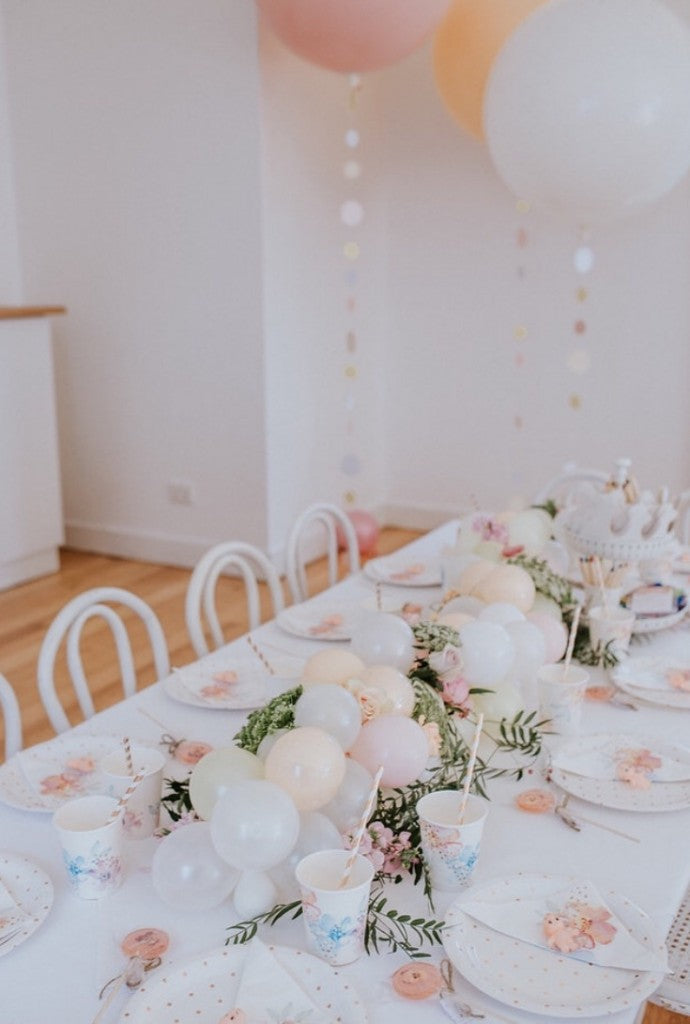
[2, 521, 689, 1024]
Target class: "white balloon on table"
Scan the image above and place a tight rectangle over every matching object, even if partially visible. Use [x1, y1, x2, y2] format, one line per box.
[189, 746, 264, 821]
[458, 620, 515, 687]
[436, 611, 476, 630]
[264, 726, 346, 811]
[349, 714, 429, 787]
[478, 602, 525, 626]
[439, 594, 485, 618]
[321, 757, 375, 832]
[527, 611, 568, 664]
[358, 665, 415, 716]
[484, 0, 690, 222]
[293, 684, 362, 750]
[472, 564, 535, 613]
[233, 869, 278, 918]
[506, 509, 552, 553]
[350, 611, 416, 671]
[210, 779, 300, 871]
[257, 728, 289, 760]
[270, 810, 344, 900]
[152, 821, 238, 911]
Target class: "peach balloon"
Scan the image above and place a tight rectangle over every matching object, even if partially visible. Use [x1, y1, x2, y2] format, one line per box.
[437, 611, 475, 630]
[336, 509, 380, 558]
[457, 559, 496, 595]
[433, 0, 547, 139]
[359, 665, 415, 716]
[473, 564, 535, 613]
[257, 0, 451, 73]
[264, 727, 346, 811]
[300, 648, 365, 687]
[527, 611, 568, 664]
[350, 715, 429, 787]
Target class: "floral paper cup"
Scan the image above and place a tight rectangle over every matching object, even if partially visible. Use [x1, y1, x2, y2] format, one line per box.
[53, 795, 124, 899]
[537, 664, 589, 736]
[295, 849, 374, 966]
[417, 791, 488, 891]
[588, 606, 635, 659]
[101, 744, 165, 839]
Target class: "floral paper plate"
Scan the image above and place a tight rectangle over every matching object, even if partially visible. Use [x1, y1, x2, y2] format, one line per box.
[276, 604, 358, 641]
[0, 853, 53, 957]
[118, 942, 367, 1024]
[612, 655, 690, 710]
[163, 663, 269, 710]
[363, 557, 442, 588]
[443, 873, 666, 1018]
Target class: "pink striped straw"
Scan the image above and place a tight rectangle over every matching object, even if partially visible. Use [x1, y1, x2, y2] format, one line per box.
[338, 765, 384, 889]
[246, 634, 275, 676]
[107, 772, 145, 824]
[123, 736, 134, 776]
[458, 713, 484, 824]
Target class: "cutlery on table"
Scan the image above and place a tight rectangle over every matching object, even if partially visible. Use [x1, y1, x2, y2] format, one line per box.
[0, 927, 20, 948]
[554, 794, 640, 843]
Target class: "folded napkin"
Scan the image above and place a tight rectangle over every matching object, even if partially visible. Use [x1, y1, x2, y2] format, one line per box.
[461, 879, 668, 972]
[0, 877, 29, 935]
[17, 735, 115, 800]
[229, 939, 328, 1023]
[553, 736, 690, 787]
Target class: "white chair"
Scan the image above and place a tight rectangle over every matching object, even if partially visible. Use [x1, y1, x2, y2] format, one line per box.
[185, 541, 285, 658]
[37, 587, 171, 734]
[0, 673, 22, 760]
[533, 461, 610, 508]
[285, 502, 360, 602]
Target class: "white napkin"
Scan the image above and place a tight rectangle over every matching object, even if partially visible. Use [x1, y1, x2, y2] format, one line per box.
[461, 880, 668, 972]
[232, 939, 328, 1023]
[0, 877, 29, 935]
[553, 736, 690, 784]
[17, 735, 114, 799]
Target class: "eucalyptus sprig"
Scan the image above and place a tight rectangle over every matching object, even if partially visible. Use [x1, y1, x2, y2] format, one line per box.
[571, 627, 619, 668]
[160, 776, 196, 823]
[364, 879, 444, 958]
[226, 899, 303, 946]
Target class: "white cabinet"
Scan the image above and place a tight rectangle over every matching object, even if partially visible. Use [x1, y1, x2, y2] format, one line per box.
[0, 315, 64, 589]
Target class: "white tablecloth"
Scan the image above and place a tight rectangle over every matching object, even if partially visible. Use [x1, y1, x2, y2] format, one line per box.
[2, 522, 689, 1024]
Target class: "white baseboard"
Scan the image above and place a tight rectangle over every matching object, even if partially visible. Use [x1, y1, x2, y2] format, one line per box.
[0, 547, 60, 591]
[64, 520, 219, 569]
[377, 501, 459, 531]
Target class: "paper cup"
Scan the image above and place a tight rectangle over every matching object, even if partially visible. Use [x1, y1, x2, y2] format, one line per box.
[537, 664, 589, 735]
[53, 795, 124, 899]
[295, 849, 374, 966]
[417, 790, 488, 892]
[101, 744, 166, 839]
[588, 605, 635, 659]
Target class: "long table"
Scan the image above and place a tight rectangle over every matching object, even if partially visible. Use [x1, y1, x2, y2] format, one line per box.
[2, 522, 689, 1024]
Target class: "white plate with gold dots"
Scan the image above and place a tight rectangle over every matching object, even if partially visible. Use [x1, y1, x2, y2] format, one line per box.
[0, 853, 53, 957]
[118, 942, 367, 1023]
[443, 873, 666, 1018]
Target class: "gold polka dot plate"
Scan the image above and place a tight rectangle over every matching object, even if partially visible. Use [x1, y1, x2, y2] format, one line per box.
[363, 558, 443, 588]
[118, 942, 367, 1023]
[443, 873, 666, 1017]
[0, 852, 53, 957]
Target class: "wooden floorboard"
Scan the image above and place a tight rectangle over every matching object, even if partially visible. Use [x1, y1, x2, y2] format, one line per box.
[0, 529, 682, 1024]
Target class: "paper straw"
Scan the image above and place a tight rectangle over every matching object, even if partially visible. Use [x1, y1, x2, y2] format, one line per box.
[563, 604, 582, 680]
[375, 581, 382, 611]
[338, 765, 384, 888]
[458, 713, 484, 824]
[107, 772, 145, 825]
[246, 634, 275, 675]
[123, 736, 134, 776]
[593, 557, 608, 615]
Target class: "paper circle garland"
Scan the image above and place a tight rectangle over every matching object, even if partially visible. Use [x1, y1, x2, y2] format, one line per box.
[264, 726, 347, 811]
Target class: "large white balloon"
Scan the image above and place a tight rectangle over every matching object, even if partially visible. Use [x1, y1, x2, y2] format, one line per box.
[458, 620, 515, 687]
[321, 758, 375, 832]
[270, 810, 344, 900]
[294, 684, 362, 750]
[152, 822, 238, 911]
[350, 612, 416, 672]
[210, 780, 300, 871]
[189, 746, 264, 821]
[484, 0, 690, 222]
[233, 870, 278, 918]
[505, 620, 547, 680]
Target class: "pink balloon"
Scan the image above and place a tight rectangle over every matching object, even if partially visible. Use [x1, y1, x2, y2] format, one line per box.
[257, 0, 452, 73]
[336, 509, 380, 558]
[527, 611, 568, 664]
[349, 715, 429, 787]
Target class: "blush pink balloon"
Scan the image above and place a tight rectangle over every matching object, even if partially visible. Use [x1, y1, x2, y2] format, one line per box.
[336, 509, 380, 558]
[349, 715, 429, 787]
[527, 611, 568, 664]
[256, 0, 452, 73]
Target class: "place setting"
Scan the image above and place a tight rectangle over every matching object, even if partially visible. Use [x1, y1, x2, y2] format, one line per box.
[0, 852, 53, 957]
[363, 555, 443, 588]
[275, 600, 361, 642]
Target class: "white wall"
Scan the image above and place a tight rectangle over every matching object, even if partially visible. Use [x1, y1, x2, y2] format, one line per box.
[3, 0, 268, 566]
[0, 5, 20, 300]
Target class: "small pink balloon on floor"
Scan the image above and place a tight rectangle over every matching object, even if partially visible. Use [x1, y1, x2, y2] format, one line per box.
[337, 509, 380, 558]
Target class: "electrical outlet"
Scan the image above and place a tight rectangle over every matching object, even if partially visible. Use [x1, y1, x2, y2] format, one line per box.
[167, 479, 195, 506]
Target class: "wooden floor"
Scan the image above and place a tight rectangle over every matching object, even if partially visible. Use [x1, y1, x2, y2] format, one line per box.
[0, 532, 682, 1024]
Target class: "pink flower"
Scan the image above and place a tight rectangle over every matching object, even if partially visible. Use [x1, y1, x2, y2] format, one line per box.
[441, 676, 471, 709]
[472, 515, 509, 545]
[422, 721, 442, 757]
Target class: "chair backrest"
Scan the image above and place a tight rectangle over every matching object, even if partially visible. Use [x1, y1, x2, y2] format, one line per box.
[0, 673, 22, 760]
[185, 541, 285, 658]
[37, 587, 171, 734]
[533, 461, 610, 508]
[285, 502, 360, 603]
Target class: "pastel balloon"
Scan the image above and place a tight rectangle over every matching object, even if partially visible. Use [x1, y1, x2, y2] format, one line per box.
[233, 870, 278, 919]
[432, 0, 547, 139]
[210, 780, 300, 870]
[336, 509, 380, 558]
[506, 509, 552, 554]
[152, 822, 238, 911]
[257, 728, 289, 760]
[350, 612, 416, 672]
[300, 648, 365, 687]
[505, 620, 547, 679]
[359, 665, 415, 716]
[484, 0, 690, 222]
[321, 758, 375, 832]
[527, 611, 568, 663]
[473, 681, 523, 724]
[478, 602, 525, 626]
[458, 620, 515, 686]
[436, 611, 476, 630]
[473, 564, 535, 613]
[264, 726, 346, 811]
[189, 746, 264, 821]
[257, 0, 451, 73]
[531, 593, 563, 620]
[294, 684, 362, 750]
[457, 559, 496, 594]
[541, 540, 571, 578]
[270, 810, 344, 900]
[440, 594, 485, 617]
[349, 714, 429, 787]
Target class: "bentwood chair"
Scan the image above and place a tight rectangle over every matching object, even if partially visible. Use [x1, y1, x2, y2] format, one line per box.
[185, 541, 285, 658]
[285, 502, 360, 602]
[533, 461, 609, 508]
[37, 587, 170, 734]
[0, 673, 22, 760]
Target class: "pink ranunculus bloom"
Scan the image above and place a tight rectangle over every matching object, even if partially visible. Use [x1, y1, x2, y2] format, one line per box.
[428, 643, 463, 679]
[441, 675, 471, 708]
[472, 515, 509, 545]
